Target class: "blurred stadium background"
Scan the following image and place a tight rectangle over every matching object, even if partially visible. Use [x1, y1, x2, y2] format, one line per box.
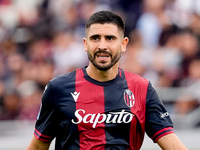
[0, 0, 200, 149]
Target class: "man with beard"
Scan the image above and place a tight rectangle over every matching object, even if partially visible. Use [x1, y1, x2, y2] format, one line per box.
[26, 10, 188, 150]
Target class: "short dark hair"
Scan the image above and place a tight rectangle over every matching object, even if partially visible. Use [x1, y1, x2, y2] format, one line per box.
[85, 10, 125, 33]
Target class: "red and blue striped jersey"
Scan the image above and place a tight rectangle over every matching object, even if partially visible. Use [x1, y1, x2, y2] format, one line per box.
[34, 67, 174, 150]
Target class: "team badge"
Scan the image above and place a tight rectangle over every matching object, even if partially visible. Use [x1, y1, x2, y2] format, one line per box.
[124, 89, 135, 107]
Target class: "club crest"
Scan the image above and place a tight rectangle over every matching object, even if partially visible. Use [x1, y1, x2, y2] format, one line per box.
[124, 89, 135, 107]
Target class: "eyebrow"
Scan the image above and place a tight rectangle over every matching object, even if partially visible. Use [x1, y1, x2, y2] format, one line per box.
[105, 35, 117, 39]
[89, 34, 100, 39]
[89, 34, 117, 39]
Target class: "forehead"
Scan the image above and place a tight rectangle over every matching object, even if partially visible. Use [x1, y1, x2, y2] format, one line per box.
[86, 23, 121, 37]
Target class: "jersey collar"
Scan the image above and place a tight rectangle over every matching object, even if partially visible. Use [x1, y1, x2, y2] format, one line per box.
[82, 67, 122, 86]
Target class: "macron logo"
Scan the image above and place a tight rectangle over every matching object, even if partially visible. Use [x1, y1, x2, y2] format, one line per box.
[71, 91, 80, 102]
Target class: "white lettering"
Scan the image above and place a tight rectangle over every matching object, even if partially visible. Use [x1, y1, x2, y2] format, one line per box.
[160, 112, 169, 118]
[123, 113, 133, 123]
[71, 109, 84, 124]
[93, 114, 106, 128]
[83, 114, 95, 123]
[71, 109, 135, 128]
[105, 114, 112, 123]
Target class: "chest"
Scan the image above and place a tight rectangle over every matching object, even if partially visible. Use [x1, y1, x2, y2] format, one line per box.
[57, 80, 145, 128]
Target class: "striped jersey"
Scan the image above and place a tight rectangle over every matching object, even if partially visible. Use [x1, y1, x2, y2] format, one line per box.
[34, 67, 174, 150]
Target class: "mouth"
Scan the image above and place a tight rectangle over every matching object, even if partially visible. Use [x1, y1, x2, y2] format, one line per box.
[95, 52, 110, 61]
[97, 53, 109, 58]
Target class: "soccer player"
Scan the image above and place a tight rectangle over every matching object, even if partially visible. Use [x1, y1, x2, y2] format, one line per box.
[26, 10, 188, 150]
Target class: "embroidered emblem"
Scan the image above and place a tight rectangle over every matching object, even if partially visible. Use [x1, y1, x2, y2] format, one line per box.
[124, 89, 135, 107]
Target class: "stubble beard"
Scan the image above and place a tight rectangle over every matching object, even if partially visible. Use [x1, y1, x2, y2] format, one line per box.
[87, 50, 121, 71]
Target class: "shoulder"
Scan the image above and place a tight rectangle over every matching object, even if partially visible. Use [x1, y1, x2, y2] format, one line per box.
[50, 69, 77, 85]
[48, 69, 81, 92]
[122, 69, 149, 85]
[44, 69, 83, 100]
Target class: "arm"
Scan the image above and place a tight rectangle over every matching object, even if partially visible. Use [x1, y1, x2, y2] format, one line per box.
[157, 133, 188, 150]
[26, 136, 51, 150]
[145, 83, 187, 149]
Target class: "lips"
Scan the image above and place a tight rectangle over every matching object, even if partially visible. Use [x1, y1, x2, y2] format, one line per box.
[97, 53, 109, 58]
[95, 52, 110, 61]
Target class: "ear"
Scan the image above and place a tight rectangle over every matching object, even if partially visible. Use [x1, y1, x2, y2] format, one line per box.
[83, 38, 88, 52]
[121, 37, 129, 52]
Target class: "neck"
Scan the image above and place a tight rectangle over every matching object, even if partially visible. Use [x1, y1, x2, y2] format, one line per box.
[86, 63, 119, 82]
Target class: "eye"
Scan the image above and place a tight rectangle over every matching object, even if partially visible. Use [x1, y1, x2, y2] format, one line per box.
[90, 35, 100, 41]
[106, 36, 116, 41]
[93, 37, 99, 41]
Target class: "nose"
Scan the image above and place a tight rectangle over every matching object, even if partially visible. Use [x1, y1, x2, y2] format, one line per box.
[98, 38, 107, 50]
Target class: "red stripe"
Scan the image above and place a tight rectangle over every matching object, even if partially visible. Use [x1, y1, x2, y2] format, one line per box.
[34, 130, 40, 139]
[124, 71, 148, 150]
[118, 68, 121, 77]
[34, 129, 52, 142]
[35, 129, 52, 138]
[151, 127, 173, 140]
[76, 69, 106, 150]
[154, 130, 174, 143]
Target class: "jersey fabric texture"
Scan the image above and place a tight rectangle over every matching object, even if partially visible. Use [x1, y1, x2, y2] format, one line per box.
[34, 67, 174, 150]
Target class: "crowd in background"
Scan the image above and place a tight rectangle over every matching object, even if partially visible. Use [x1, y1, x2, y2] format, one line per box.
[0, 0, 200, 124]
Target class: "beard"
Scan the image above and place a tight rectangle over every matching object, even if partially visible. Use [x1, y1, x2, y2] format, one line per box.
[87, 50, 121, 71]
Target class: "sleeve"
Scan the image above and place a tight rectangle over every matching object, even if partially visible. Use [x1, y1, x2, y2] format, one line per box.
[145, 82, 174, 143]
[34, 82, 59, 142]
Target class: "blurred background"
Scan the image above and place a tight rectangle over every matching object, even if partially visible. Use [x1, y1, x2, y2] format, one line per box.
[0, 0, 200, 149]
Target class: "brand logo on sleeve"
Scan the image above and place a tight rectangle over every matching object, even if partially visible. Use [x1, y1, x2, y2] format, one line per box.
[159, 112, 169, 118]
[124, 89, 135, 107]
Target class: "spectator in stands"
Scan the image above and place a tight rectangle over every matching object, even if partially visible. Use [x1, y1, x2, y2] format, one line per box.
[120, 30, 145, 76]
[0, 91, 20, 120]
[17, 80, 42, 120]
[175, 58, 200, 115]
[51, 30, 88, 75]
[178, 31, 200, 80]
[136, 0, 171, 48]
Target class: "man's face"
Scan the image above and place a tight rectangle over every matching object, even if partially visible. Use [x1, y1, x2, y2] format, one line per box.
[84, 23, 128, 71]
